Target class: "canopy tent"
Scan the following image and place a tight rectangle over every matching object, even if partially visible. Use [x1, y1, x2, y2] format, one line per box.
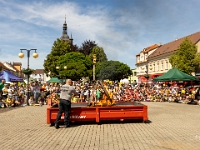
[0, 70, 24, 82]
[153, 68, 199, 82]
[47, 77, 61, 83]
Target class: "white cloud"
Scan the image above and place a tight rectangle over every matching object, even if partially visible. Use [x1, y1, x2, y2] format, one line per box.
[1, 0, 200, 70]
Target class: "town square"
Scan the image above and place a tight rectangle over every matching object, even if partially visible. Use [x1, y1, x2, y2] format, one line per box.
[1, 0, 200, 150]
[0, 102, 200, 150]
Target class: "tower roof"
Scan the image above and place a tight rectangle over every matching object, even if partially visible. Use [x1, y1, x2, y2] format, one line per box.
[60, 15, 73, 44]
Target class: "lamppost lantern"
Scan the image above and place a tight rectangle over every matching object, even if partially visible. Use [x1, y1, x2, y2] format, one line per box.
[18, 52, 24, 58]
[56, 65, 67, 83]
[64, 66, 67, 70]
[32, 52, 39, 58]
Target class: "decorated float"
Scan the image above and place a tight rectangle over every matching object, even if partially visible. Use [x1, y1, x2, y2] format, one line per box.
[46, 81, 148, 125]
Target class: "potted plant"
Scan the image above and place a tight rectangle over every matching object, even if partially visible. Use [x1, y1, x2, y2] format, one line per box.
[22, 68, 34, 75]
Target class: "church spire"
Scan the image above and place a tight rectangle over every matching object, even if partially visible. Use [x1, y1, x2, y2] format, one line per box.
[60, 15, 70, 43]
[63, 14, 67, 34]
[70, 33, 73, 45]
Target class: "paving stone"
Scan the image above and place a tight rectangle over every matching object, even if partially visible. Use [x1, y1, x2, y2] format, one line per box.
[0, 103, 200, 150]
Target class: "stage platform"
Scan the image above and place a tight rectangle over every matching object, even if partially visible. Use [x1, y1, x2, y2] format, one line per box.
[46, 101, 148, 125]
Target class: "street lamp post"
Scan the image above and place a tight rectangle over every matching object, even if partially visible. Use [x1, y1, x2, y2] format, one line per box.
[18, 49, 38, 105]
[93, 54, 96, 81]
[56, 65, 67, 83]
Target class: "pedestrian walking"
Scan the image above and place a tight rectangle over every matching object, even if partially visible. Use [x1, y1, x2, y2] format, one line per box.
[54, 79, 76, 129]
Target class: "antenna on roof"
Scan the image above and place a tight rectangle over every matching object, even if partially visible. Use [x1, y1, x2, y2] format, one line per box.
[174, 35, 178, 40]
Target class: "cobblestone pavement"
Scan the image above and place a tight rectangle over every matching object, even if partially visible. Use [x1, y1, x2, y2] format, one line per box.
[0, 102, 200, 150]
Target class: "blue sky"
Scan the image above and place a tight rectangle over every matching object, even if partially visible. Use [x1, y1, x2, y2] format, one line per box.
[0, 0, 200, 69]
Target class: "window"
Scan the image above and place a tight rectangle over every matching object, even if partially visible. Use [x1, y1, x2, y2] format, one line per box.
[153, 64, 155, 72]
[145, 54, 148, 60]
[161, 61, 164, 70]
[140, 55, 143, 61]
[149, 64, 153, 71]
[157, 62, 159, 71]
[166, 61, 168, 70]
[134, 72, 137, 76]
[137, 56, 140, 63]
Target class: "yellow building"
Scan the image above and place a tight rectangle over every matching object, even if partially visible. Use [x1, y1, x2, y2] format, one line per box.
[148, 31, 200, 79]
[136, 44, 161, 83]
[135, 31, 200, 82]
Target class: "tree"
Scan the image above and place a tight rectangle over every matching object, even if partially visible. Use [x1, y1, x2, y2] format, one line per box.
[89, 46, 108, 63]
[96, 61, 132, 81]
[57, 52, 93, 81]
[71, 44, 79, 52]
[169, 38, 198, 74]
[43, 38, 72, 77]
[79, 40, 97, 55]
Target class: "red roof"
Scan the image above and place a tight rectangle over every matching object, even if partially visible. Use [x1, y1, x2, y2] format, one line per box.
[148, 31, 200, 58]
[32, 69, 44, 74]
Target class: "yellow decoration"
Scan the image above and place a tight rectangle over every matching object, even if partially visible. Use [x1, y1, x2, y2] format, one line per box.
[18, 53, 24, 58]
[32, 52, 39, 58]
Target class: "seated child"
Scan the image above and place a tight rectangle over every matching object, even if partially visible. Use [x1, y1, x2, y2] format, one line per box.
[10, 97, 16, 107]
[38, 96, 45, 106]
[28, 96, 35, 106]
[0, 99, 6, 108]
[5, 96, 12, 107]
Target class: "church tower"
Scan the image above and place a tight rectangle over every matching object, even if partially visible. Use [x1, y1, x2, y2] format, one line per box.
[60, 15, 73, 45]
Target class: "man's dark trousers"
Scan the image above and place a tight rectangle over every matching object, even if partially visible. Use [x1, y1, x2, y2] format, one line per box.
[55, 99, 71, 126]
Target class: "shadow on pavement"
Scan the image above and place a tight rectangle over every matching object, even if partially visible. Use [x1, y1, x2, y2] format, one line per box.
[0, 107, 22, 113]
[48, 119, 152, 128]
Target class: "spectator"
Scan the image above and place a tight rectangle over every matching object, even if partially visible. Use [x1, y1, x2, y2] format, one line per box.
[0, 79, 5, 100]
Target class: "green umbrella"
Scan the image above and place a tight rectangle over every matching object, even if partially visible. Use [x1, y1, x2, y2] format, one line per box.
[154, 68, 199, 82]
[47, 77, 61, 83]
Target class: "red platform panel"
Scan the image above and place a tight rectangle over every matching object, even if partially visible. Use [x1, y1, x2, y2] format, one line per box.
[47, 102, 148, 124]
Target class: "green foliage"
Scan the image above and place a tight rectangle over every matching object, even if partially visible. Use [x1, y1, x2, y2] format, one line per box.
[193, 52, 200, 71]
[79, 40, 97, 55]
[169, 38, 197, 74]
[43, 38, 72, 77]
[96, 60, 132, 81]
[89, 46, 108, 64]
[57, 52, 93, 81]
[71, 44, 79, 52]
[22, 68, 35, 75]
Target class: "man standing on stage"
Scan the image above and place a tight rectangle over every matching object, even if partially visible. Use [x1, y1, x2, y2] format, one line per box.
[54, 79, 76, 129]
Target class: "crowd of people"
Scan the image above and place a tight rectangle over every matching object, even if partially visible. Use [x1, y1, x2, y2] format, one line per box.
[0, 80, 47, 108]
[48, 80, 200, 106]
[0, 79, 200, 108]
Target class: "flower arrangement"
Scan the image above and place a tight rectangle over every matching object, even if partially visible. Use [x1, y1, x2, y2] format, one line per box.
[22, 68, 35, 75]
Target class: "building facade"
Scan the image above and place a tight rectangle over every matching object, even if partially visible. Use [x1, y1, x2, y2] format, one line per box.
[148, 31, 200, 79]
[135, 44, 161, 83]
[135, 31, 200, 83]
